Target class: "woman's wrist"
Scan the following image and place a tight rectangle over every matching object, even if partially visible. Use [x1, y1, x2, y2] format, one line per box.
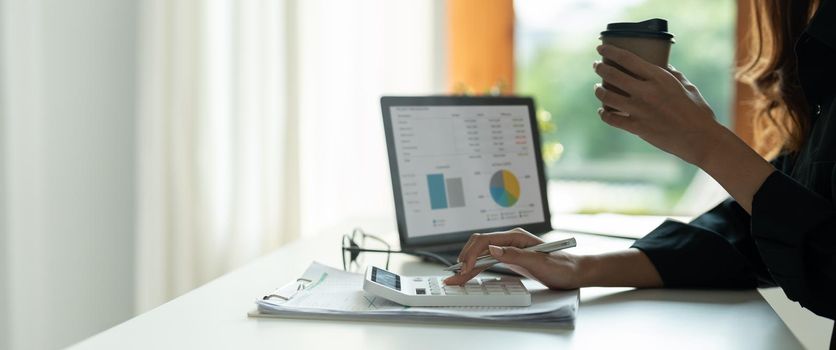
[693, 125, 743, 170]
[575, 254, 601, 288]
[692, 125, 774, 213]
[574, 249, 663, 288]
[688, 119, 730, 168]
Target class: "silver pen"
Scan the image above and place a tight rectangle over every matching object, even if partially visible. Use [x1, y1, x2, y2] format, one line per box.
[443, 237, 577, 272]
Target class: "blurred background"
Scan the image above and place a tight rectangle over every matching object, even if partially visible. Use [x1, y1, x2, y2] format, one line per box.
[0, 0, 828, 349]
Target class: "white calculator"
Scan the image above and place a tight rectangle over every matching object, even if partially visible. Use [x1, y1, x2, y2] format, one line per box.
[363, 266, 531, 307]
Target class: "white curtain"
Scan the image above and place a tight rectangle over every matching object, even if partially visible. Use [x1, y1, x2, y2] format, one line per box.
[136, 0, 441, 312]
[136, 0, 297, 311]
[296, 0, 442, 237]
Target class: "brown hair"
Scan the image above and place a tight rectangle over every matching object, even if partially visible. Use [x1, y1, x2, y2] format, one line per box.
[737, 0, 821, 157]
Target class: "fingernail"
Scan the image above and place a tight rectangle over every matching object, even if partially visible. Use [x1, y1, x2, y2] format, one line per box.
[592, 61, 599, 69]
[597, 107, 604, 116]
[488, 245, 503, 257]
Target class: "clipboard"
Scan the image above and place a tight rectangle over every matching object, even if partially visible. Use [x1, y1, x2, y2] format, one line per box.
[262, 278, 313, 301]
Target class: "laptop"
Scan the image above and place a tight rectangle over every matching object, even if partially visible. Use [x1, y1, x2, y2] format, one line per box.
[381, 96, 553, 267]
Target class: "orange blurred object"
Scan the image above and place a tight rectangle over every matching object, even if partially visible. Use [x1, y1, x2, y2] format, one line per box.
[447, 0, 515, 95]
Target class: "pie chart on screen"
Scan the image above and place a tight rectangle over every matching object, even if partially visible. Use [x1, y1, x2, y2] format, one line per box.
[489, 170, 520, 207]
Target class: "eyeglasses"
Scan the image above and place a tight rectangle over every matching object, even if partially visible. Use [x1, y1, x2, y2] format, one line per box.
[341, 228, 455, 272]
[342, 228, 393, 272]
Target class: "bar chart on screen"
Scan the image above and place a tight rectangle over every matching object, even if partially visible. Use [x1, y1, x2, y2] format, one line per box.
[427, 174, 466, 210]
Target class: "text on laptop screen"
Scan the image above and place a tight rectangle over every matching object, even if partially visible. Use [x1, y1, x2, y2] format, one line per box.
[390, 105, 546, 238]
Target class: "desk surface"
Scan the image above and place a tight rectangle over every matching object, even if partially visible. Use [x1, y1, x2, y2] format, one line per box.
[71, 232, 802, 350]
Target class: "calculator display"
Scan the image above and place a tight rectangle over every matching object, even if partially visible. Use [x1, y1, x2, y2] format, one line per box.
[371, 267, 401, 291]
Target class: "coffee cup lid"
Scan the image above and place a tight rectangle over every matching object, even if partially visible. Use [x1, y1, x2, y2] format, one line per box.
[600, 18, 675, 41]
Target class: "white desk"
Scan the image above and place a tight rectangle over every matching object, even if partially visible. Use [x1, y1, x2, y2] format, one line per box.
[71, 232, 802, 350]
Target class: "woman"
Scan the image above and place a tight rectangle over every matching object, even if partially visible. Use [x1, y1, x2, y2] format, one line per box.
[445, 0, 835, 342]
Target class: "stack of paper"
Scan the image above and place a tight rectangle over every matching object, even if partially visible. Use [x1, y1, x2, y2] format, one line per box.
[251, 262, 579, 327]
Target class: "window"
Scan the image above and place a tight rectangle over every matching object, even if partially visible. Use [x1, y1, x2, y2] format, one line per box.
[515, 0, 735, 215]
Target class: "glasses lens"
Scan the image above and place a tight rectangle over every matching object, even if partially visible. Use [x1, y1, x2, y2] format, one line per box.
[341, 229, 391, 272]
[352, 230, 365, 271]
[342, 235, 348, 270]
[358, 234, 390, 270]
[342, 233, 364, 272]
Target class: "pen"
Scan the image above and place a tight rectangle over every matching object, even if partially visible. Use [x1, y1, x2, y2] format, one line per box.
[443, 237, 577, 272]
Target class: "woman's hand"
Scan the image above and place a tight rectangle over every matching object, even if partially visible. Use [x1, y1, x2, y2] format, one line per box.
[592, 44, 726, 166]
[592, 44, 776, 213]
[442, 228, 584, 289]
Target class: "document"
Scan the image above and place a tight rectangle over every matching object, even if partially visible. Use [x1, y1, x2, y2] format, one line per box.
[251, 262, 579, 327]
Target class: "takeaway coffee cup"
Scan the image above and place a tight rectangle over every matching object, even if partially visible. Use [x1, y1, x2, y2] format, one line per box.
[599, 18, 675, 111]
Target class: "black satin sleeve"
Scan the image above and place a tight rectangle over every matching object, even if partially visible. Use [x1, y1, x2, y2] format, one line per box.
[632, 156, 836, 320]
[631, 197, 770, 289]
[749, 165, 836, 320]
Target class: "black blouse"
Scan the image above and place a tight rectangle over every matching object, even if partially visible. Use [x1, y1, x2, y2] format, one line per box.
[631, 0, 836, 344]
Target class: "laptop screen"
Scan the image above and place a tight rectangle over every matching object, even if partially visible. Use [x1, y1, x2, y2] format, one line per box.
[381, 96, 552, 250]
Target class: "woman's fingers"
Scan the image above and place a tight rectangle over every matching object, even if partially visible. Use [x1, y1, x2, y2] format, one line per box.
[457, 232, 513, 273]
[444, 245, 543, 285]
[457, 233, 480, 262]
[594, 83, 635, 114]
[598, 108, 640, 134]
[666, 64, 700, 94]
[443, 266, 488, 285]
[593, 61, 642, 95]
[487, 246, 545, 271]
[667, 64, 687, 83]
[597, 45, 660, 81]
[457, 229, 542, 274]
